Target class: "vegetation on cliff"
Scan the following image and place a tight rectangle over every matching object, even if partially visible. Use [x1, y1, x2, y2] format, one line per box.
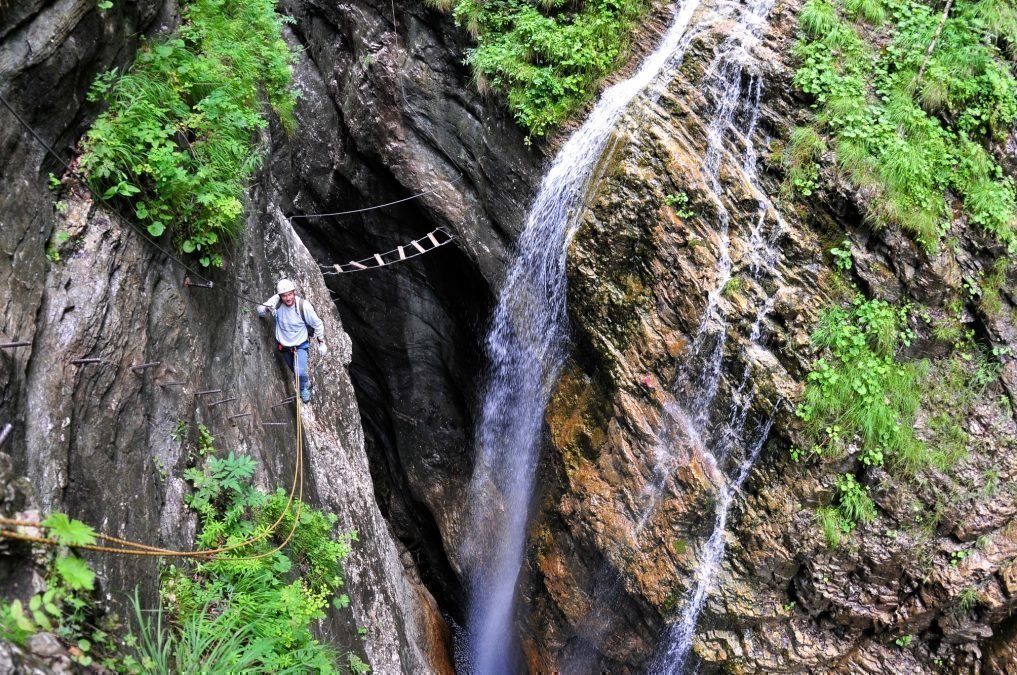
[436, 0, 652, 137]
[150, 437, 359, 673]
[788, 0, 1017, 250]
[79, 0, 297, 267]
[0, 425, 362, 673]
[787, 0, 1017, 547]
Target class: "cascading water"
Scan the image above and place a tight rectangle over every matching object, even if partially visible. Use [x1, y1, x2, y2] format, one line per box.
[460, 2, 708, 671]
[645, 0, 784, 671]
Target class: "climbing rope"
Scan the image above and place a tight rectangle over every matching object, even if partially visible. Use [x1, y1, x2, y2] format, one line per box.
[0, 361, 307, 558]
[287, 176, 462, 220]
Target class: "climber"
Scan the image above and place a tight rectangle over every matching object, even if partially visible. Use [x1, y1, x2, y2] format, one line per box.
[258, 278, 326, 403]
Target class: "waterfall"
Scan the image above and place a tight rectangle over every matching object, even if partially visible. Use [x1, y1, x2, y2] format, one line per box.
[461, 2, 707, 671]
[649, 0, 782, 671]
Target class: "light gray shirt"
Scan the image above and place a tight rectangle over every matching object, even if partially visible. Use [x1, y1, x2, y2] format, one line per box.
[258, 295, 325, 347]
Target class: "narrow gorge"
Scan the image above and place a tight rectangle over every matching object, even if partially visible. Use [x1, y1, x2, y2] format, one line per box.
[1, 0, 1016, 673]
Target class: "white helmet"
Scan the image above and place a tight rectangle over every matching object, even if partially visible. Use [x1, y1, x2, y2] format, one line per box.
[277, 278, 296, 294]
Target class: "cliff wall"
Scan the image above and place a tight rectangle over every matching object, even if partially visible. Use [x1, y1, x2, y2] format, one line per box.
[0, 2, 452, 671]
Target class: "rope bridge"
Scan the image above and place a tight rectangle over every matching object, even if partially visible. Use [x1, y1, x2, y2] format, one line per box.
[321, 227, 454, 275]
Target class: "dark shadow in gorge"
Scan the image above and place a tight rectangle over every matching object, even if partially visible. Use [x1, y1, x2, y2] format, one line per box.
[294, 190, 491, 627]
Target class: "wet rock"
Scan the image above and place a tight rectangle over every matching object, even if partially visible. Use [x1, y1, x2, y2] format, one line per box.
[0, 2, 452, 671]
[498, 0, 1017, 671]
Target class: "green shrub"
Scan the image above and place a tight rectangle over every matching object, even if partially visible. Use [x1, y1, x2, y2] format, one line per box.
[80, 0, 297, 267]
[153, 443, 358, 673]
[791, 0, 1017, 251]
[796, 296, 929, 472]
[449, 0, 652, 137]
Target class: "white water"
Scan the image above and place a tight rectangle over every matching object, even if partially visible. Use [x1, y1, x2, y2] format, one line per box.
[646, 0, 783, 671]
[461, 2, 708, 672]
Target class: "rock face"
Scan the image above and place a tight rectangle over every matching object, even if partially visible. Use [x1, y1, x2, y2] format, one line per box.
[3, 0, 1016, 672]
[274, 0, 547, 615]
[500, 0, 1017, 672]
[0, 2, 452, 672]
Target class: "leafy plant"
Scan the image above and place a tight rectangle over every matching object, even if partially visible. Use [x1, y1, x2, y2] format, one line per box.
[448, 0, 652, 137]
[80, 0, 298, 267]
[664, 192, 695, 219]
[43, 513, 98, 547]
[196, 423, 215, 457]
[830, 240, 853, 271]
[796, 295, 927, 472]
[895, 634, 913, 647]
[171, 419, 188, 444]
[949, 548, 970, 567]
[791, 0, 1017, 251]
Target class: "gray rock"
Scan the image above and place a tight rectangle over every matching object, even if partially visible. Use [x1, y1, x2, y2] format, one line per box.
[25, 632, 61, 658]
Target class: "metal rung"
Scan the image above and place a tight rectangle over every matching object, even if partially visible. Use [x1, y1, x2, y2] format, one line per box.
[209, 397, 236, 407]
[184, 276, 214, 289]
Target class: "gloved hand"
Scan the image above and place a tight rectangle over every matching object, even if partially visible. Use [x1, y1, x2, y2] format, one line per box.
[257, 305, 272, 318]
[317, 339, 328, 357]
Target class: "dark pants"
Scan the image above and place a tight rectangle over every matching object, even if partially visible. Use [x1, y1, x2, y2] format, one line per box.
[280, 341, 310, 392]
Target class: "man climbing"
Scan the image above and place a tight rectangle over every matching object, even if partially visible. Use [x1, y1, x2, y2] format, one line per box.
[257, 278, 326, 403]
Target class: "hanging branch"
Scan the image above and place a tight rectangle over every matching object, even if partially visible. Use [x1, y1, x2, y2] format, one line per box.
[916, 0, 954, 82]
